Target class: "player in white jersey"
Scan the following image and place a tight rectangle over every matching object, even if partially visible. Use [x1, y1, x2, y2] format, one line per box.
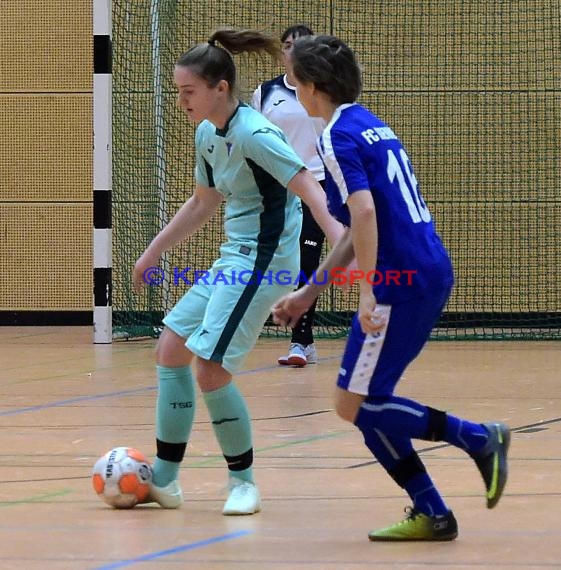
[274, 35, 510, 541]
[251, 25, 330, 367]
[133, 28, 340, 516]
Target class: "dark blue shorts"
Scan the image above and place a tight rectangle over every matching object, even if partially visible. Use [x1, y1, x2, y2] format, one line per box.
[337, 286, 451, 397]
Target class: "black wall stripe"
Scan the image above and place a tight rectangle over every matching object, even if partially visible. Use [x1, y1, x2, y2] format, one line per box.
[94, 35, 112, 74]
[0, 311, 93, 326]
[94, 267, 112, 306]
[93, 190, 112, 229]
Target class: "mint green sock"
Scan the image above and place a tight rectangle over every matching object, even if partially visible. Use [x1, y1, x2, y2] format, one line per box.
[203, 382, 254, 483]
[152, 365, 195, 486]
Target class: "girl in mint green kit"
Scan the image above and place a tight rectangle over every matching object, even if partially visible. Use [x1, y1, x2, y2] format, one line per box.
[133, 27, 340, 515]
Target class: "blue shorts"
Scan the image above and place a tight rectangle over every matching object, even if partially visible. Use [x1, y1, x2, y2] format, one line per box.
[337, 287, 452, 397]
[163, 261, 293, 375]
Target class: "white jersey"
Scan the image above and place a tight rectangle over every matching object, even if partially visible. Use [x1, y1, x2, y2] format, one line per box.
[251, 74, 325, 181]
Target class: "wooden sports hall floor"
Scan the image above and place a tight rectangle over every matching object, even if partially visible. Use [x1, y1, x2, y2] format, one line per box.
[0, 326, 560, 569]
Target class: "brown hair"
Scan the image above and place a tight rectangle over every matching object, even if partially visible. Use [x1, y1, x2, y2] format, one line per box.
[176, 28, 281, 93]
[291, 35, 362, 104]
[281, 24, 313, 42]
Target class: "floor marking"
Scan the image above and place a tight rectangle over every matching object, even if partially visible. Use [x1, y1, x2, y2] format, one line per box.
[0, 489, 72, 508]
[94, 530, 252, 570]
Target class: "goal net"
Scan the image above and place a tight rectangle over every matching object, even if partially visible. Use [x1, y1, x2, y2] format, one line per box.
[111, 0, 561, 340]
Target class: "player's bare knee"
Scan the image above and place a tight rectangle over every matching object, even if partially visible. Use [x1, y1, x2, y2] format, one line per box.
[335, 401, 356, 423]
[334, 390, 364, 423]
[196, 358, 231, 392]
[335, 401, 360, 424]
[156, 327, 191, 367]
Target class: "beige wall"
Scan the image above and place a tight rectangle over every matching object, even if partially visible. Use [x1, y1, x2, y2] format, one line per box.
[1, 1, 559, 323]
[0, 1, 92, 311]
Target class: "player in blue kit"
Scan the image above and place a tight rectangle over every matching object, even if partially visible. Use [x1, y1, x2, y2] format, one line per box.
[133, 28, 340, 516]
[273, 35, 511, 540]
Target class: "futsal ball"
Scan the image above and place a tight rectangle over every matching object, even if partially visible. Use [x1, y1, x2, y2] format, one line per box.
[92, 447, 153, 509]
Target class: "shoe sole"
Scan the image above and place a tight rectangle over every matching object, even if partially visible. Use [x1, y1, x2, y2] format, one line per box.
[278, 357, 306, 366]
[368, 532, 458, 542]
[279, 358, 317, 366]
[287, 355, 307, 367]
[223, 505, 261, 516]
[486, 423, 511, 509]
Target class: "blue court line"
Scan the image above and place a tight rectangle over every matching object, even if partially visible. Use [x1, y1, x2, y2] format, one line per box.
[93, 530, 252, 570]
[0, 387, 156, 417]
[0, 356, 341, 418]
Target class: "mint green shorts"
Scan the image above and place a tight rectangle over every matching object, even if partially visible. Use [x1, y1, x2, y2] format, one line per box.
[163, 261, 294, 374]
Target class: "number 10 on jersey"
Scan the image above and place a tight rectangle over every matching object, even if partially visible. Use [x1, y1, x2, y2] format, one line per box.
[386, 148, 431, 224]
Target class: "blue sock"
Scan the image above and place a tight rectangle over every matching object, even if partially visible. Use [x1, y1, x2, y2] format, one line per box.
[359, 427, 449, 517]
[445, 415, 488, 453]
[404, 473, 449, 517]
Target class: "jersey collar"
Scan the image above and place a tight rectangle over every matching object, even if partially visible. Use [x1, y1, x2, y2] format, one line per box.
[215, 102, 246, 137]
[326, 102, 357, 129]
[282, 74, 296, 92]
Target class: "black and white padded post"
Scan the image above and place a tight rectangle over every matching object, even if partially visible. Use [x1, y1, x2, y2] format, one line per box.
[93, 0, 112, 343]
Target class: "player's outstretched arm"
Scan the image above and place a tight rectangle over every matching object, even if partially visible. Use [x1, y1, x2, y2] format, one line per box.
[133, 184, 223, 292]
[272, 288, 315, 328]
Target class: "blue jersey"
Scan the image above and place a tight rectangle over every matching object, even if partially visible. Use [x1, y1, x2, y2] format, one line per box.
[318, 103, 454, 302]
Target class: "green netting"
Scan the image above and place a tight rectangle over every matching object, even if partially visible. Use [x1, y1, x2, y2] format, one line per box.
[112, 0, 561, 341]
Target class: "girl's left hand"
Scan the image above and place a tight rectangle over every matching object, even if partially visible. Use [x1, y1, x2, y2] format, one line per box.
[357, 292, 386, 335]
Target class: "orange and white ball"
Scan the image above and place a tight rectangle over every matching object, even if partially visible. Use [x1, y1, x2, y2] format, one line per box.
[92, 447, 152, 509]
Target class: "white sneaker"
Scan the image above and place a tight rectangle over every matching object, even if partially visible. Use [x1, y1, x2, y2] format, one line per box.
[222, 477, 261, 516]
[143, 479, 184, 509]
[277, 343, 317, 367]
[303, 343, 317, 364]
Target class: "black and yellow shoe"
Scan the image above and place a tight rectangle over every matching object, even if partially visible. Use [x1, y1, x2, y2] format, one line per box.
[470, 422, 511, 509]
[368, 507, 458, 541]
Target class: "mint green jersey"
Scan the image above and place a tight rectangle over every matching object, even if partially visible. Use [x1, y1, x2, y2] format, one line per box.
[194, 103, 303, 273]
